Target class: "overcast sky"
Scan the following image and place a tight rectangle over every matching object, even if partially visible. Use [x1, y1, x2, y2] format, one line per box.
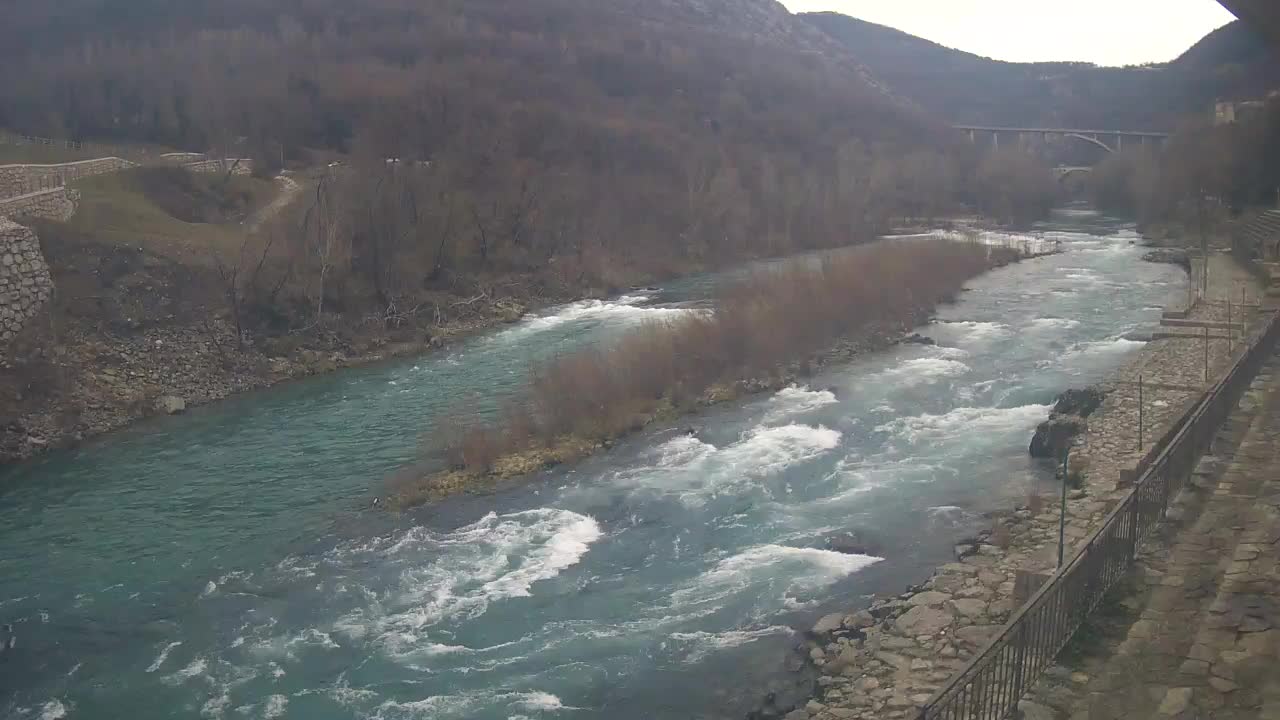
[779, 0, 1237, 66]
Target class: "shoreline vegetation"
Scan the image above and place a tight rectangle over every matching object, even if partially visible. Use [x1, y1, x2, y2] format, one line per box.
[387, 239, 1024, 509]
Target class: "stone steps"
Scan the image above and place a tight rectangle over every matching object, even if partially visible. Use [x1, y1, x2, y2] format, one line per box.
[1160, 317, 1245, 331]
[1151, 329, 1233, 341]
[1237, 211, 1280, 259]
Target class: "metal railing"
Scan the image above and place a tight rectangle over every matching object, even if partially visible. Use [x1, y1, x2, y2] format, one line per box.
[918, 305, 1280, 720]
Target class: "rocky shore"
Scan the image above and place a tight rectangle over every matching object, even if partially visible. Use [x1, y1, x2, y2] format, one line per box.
[0, 292, 547, 466]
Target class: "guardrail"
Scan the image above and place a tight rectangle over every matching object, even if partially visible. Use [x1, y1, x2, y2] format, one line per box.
[917, 304, 1280, 720]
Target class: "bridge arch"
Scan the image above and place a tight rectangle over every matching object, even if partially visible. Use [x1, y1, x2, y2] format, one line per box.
[1063, 133, 1115, 154]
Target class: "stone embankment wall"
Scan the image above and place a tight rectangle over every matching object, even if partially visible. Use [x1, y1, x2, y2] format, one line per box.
[159, 152, 208, 163]
[0, 218, 53, 343]
[0, 187, 78, 222]
[0, 157, 136, 197]
[181, 158, 254, 176]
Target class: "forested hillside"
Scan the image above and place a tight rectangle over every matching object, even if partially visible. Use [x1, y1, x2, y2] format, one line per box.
[804, 13, 1280, 130]
[0, 0, 977, 285]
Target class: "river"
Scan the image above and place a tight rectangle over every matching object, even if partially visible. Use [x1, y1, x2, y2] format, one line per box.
[0, 209, 1183, 720]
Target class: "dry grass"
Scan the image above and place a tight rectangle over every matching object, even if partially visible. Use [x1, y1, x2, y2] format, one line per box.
[390, 239, 1018, 507]
[1028, 490, 1046, 516]
[63, 169, 276, 265]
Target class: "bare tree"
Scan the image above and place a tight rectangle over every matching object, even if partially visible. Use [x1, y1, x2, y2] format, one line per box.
[301, 172, 347, 323]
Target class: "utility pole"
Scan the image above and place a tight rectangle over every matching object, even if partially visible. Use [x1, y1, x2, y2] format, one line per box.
[1204, 326, 1210, 383]
[1228, 298, 1233, 353]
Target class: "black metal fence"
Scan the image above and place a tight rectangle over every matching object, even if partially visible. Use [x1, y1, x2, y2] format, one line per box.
[918, 307, 1280, 720]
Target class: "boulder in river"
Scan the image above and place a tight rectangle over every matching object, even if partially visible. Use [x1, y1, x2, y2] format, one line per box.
[824, 531, 882, 557]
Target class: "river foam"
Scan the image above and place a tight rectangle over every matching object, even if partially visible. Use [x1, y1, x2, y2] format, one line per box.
[668, 625, 794, 663]
[875, 404, 1053, 445]
[497, 294, 706, 339]
[671, 545, 882, 610]
[763, 386, 838, 423]
[328, 509, 601, 660]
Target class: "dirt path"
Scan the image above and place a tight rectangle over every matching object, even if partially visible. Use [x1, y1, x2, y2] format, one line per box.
[245, 173, 304, 233]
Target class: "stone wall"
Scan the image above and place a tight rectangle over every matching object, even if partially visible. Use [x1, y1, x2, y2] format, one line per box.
[0, 218, 53, 343]
[160, 152, 208, 163]
[182, 158, 254, 176]
[0, 157, 136, 198]
[0, 187, 78, 222]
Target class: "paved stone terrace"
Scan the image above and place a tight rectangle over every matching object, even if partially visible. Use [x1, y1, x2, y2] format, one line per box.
[1021, 350, 1280, 720]
[1071, 252, 1264, 502]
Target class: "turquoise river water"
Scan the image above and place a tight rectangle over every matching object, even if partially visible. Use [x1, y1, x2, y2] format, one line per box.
[0, 209, 1184, 720]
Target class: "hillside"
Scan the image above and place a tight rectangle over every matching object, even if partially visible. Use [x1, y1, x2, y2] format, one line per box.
[0, 1, 949, 276]
[3, 0, 1037, 463]
[803, 13, 1280, 130]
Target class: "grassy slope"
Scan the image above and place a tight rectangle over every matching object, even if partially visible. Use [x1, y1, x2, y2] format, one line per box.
[65, 169, 276, 265]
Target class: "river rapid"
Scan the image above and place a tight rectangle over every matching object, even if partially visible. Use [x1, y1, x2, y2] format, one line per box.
[0, 210, 1183, 720]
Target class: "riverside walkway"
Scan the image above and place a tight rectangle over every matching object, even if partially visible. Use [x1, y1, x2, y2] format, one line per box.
[1012, 250, 1280, 720]
[794, 249, 1272, 720]
[1021, 350, 1280, 720]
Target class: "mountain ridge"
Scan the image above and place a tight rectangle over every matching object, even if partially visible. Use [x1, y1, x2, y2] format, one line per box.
[802, 12, 1280, 130]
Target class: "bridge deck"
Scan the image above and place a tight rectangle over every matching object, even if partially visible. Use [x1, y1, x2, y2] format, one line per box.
[954, 125, 1171, 138]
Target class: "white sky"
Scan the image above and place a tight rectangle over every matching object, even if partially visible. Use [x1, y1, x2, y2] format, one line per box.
[780, 0, 1238, 66]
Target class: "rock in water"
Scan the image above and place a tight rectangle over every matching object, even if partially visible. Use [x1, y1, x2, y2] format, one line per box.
[1029, 416, 1086, 458]
[155, 395, 186, 415]
[824, 531, 882, 557]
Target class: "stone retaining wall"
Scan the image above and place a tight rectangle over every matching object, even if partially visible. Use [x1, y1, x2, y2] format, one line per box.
[0, 187, 77, 222]
[160, 152, 207, 163]
[0, 218, 53, 343]
[182, 158, 254, 176]
[0, 157, 136, 198]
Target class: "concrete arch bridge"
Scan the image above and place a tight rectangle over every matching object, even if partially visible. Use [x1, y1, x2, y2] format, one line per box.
[955, 126, 1171, 154]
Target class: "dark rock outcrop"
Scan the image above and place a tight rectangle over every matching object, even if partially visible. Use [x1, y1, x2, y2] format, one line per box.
[824, 531, 883, 557]
[1029, 386, 1108, 458]
[900, 333, 937, 346]
[1142, 248, 1190, 271]
[1029, 416, 1087, 458]
[1050, 386, 1107, 418]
